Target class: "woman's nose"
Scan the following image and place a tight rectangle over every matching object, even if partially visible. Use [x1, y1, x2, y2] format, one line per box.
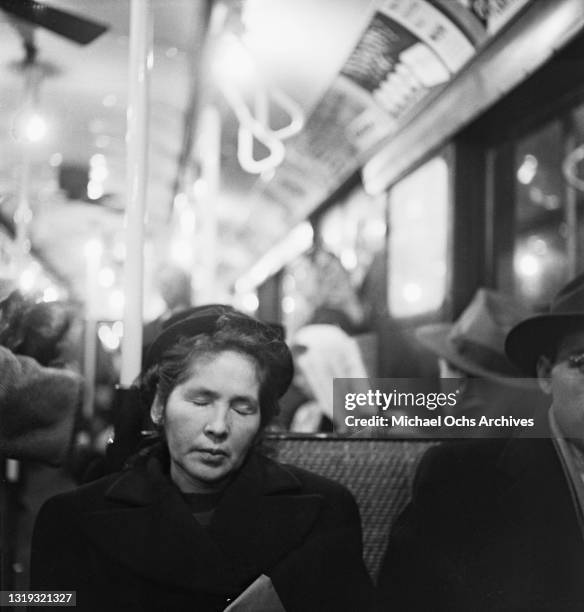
[204, 404, 229, 439]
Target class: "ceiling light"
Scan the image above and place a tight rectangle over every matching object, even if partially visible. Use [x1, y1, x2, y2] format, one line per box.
[18, 266, 37, 293]
[241, 292, 259, 312]
[23, 113, 48, 143]
[98, 323, 121, 351]
[90, 164, 108, 182]
[514, 253, 540, 278]
[403, 283, 422, 304]
[517, 154, 538, 185]
[87, 181, 104, 200]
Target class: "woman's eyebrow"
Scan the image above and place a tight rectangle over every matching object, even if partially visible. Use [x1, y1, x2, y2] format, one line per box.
[182, 387, 218, 398]
[230, 394, 259, 407]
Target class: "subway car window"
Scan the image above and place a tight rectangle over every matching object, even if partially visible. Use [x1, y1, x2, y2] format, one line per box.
[499, 118, 569, 308]
[388, 155, 450, 318]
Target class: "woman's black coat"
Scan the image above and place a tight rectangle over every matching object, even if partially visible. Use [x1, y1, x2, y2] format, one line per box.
[31, 447, 373, 611]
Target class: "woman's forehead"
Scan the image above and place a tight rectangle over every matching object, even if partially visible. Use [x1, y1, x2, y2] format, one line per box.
[184, 349, 262, 382]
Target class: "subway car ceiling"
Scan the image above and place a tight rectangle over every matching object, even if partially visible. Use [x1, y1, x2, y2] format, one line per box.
[0, 0, 583, 321]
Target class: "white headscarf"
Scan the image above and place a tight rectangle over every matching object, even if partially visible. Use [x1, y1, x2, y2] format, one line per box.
[291, 324, 371, 432]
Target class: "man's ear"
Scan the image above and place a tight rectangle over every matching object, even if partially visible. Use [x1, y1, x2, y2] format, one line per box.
[150, 393, 164, 425]
[536, 355, 553, 395]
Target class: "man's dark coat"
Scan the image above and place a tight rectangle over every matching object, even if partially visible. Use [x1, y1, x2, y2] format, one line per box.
[31, 448, 373, 611]
[377, 436, 584, 611]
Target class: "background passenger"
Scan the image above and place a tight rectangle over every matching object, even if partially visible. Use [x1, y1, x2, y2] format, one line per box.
[377, 275, 584, 611]
[0, 284, 83, 590]
[0, 282, 82, 464]
[289, 324, 371, 433]
[415, 288, 544, 427]
[142, 263, 194, 360]
[0, 346, 81, 464]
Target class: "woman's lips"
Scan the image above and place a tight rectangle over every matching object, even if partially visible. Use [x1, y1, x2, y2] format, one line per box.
[194, 448, 228, 460]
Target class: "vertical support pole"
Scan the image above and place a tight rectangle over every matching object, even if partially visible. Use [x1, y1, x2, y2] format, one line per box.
[13, 65, 41, 275]
[188, 1, 226, 303]
[14, 148, 32, 274]
[83, 240, 102, 420]
[120, 0, 152, 386]
[197, 105, 221, 302]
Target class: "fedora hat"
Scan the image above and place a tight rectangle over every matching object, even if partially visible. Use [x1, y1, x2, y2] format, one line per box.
[144, 304, 293, 397]
[506, 272, 584, 375]
[416, 288, 531, 385]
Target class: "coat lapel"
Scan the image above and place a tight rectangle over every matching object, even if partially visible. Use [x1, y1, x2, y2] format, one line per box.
[495, 436, 582, 538]
[493, 436, 584, 602]
[78, 450, 322, 594]
[208, 453, 322, 577]
[81, 454, 235, 593]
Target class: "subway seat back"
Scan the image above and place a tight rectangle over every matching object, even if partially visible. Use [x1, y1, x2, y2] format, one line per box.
[271, 436, 433, 579]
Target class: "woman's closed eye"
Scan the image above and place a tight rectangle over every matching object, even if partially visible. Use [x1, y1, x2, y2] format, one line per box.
[231, 399, 258, 415]
[186, 392, 214, 406]
[191, 398, 211, 406]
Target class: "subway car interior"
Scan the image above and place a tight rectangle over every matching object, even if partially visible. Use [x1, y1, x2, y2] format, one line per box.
[2, 0, 584, 605]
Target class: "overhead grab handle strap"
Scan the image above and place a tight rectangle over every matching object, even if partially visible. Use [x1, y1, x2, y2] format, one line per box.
[220, 80, 286, 173]
[267, 87, 304, 140]
[237, 123, 285, 174]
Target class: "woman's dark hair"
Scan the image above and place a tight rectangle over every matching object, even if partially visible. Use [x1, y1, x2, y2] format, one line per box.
[139, 311, 290, 429]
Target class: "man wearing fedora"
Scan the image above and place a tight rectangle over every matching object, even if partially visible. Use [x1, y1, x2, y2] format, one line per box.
[414, 288, 542, 429]
[376, 277, 584, 611]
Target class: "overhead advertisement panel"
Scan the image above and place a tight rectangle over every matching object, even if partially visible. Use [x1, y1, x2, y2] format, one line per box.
[256, 0, 532, 221]
[378, 0, 476, 72]
[458, 0, 533, 34]
[340, 0, 484, 149]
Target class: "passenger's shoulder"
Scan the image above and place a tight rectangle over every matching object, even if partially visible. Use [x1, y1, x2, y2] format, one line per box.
[418, 438, 507, 480]
[40, 472, 121, 514]
[262, 454, 356, 504]
[412, 439, 508, 511]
